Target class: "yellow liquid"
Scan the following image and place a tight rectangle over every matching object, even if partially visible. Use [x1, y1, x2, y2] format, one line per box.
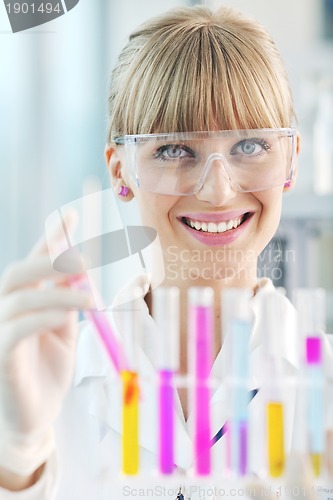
[121, 371, 139, 475]
[267, 402, 285, 477]
[311, 453, 321, 477]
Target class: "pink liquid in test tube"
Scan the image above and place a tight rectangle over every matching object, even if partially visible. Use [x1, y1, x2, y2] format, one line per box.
[189, 287, 213, 476]
[70, 275, 128, 373]
[159, 370, 174, 473]
[154, 287, 180, 475]
[84, 308, 128, 372]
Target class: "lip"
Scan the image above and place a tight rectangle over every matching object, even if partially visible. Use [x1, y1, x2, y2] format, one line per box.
[177, 211, 254, 247]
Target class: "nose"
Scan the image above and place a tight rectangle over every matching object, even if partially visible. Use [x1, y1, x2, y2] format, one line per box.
[194, 154, 237, 206]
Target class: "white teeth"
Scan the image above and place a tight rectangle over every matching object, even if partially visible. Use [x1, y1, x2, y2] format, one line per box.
[185, 216, 243, 233]
[207, 222, 218, 233]
[218, 221, 227, 232]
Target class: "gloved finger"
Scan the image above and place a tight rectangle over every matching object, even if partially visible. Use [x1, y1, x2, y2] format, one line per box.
[0, 309, 73, 352]
[0, 255, 85, 295]
[28, 208, 78, 259]
[0, 287, 94, 323]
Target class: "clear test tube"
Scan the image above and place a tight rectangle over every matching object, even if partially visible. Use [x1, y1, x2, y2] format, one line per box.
[188, 287, 214, 476]
[293, 288, 326, 357]
[221, 288, 253, 477]
[261, 292, 286, 478]
[293, 288, 326, 477]
[326, 377, 333, 476]
[153, 287, 180, 475]
[118, 287, 142, 476]
[305, 337, 324, 477]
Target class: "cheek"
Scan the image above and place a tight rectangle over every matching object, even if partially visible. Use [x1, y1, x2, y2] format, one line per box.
[260, 189, 283, 218]
[255, 188, 283, 238]
[134, 191, 174, 227]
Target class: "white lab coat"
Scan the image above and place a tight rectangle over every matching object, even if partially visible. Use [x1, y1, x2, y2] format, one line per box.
[1, 276, 333, 500]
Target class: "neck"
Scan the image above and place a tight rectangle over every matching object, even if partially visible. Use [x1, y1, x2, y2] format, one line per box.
[151, 244, 259, 292]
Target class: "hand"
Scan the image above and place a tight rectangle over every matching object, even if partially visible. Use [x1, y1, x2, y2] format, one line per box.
[0, 212, 92, 476]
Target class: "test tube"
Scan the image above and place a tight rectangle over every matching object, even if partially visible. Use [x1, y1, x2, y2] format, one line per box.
[261, 292, 285, 477]
[70, 274, 129, 373]
[119, 287, 142, 475]
[294, 288, 326, 477]
[153, 287, 180, 475]
[222, 288, 253, 476]
[293, 288, 326, 342]
[305, 337, 324, 476]
[188, 287, 214, 476]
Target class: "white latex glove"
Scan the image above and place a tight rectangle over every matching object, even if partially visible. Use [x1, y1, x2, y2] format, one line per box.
[0, 212, 93, 476]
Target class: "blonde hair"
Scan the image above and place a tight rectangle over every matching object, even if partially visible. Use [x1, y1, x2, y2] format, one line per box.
[107, 6, 295, 143]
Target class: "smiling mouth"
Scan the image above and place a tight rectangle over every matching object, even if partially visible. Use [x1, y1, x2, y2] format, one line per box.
[181, 213, 251, 233]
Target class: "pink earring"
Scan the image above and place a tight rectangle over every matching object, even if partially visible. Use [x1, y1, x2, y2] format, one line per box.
[119, 185, 129, 197]
[284, 180, 291, 188]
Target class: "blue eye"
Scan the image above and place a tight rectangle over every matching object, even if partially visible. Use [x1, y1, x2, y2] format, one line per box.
[231, 139, 270, 156]
[164, 145, 184, 159]
[240, 141, 256, 154]
[154, 144, 195, 161]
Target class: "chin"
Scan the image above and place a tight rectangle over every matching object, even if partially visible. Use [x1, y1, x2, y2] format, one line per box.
[183, 262, 251, 283]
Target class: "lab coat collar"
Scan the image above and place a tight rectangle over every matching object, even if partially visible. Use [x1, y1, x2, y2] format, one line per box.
[250, 277, 300, 370]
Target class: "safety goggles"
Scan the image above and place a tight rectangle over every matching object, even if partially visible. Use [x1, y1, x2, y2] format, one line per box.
[114, 128, 297, 195]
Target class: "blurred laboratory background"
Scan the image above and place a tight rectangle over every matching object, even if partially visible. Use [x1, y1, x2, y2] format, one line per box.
[0, 0, 332, 329]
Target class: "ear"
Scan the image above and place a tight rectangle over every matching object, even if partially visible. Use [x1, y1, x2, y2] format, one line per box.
[104, 144, 134, 201]
[283, 133, 300, 192]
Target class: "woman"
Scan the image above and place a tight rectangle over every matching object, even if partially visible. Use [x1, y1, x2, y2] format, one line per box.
[0, 5, 328, 499]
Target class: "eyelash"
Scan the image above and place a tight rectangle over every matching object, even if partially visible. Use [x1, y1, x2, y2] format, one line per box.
[153, 144, 195, 162]
[152, 138, 272, 161]
[230, 138, 271, 156]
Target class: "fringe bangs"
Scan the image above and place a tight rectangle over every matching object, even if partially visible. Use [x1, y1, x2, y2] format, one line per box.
[108, 6, 294, 141]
